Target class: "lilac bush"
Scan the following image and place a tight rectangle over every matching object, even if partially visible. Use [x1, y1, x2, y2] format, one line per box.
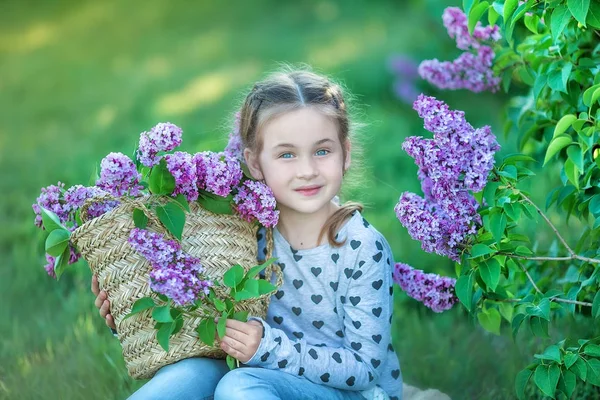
[393, 262, 457, 313]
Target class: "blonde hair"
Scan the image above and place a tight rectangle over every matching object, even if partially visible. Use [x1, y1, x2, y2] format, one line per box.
[238, 66, 363, 247]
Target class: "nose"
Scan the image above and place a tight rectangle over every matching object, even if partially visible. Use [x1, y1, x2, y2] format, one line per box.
[296, 156, 319, 180]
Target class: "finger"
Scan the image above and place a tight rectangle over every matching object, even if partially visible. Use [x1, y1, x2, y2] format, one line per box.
[220, 337, 247, 360]
[91, 275, 99, 296]
[224, 319, 255, 336]
[94, 291, 106, 309]
[106, 314, 116, 330]
[99, 300, 110, 318]
[220, 334, 247, 351]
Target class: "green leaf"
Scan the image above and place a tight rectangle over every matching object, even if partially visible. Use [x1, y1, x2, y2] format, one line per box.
[257, 279, 278, 295]
[172, 316, 184, 335]
[587, 358, 600, 386]
[246, 258, 276, 280]
[534, 363, 560, 398]
[553, 114, 577, 138]
[527, 298, 551, 321]
[530, 316, 549, 338]
[590, 194, 600, 217]
[470, 244, 495, 259]
[583, 84, 600, 106]
[468, 2, 489, 35]
[149, 158, 176, 195]
[564, 352, 579, 369]
[502, 154, 536, 165]
[512, 313, 526, 339]
[232, 310, 249, 322]
[489, 212, 506, 245]
[548, 64, 572, 94]
[515, 368, 533, 400]
[213, 298, 226, 312]
[551, 5, 572, 42]
[534, 345, 562, 363]
[172, 194, 191, 212]
[45, 229, 70, 257]
[196, 318, 216, 347]
[217, 313, 227, 339]
[571, 357, 587, 381]
[156, 202, 186, 240]
[504, 202, 521, 221]
[566, 145, 584, 171]
[197, 192, 234, 215]
[233, 289, 255, 301]
[152, 305, 174, 323]
[488, 3, 500, 24]
[477, 308, 501, 335]
[558, 370, 577, 399]
[156, 321, 173, 352]
[523, 13, 539, 33]
[223, 265, 245, 288]
[503, 0, 519, 23]
[226, 354, 237, 370]
[479, 258, 501, 291]
[568, 0, 590, 26]
[592, 291, 600, 319]
[587, 0, 600, 28]
[125, 297, 155, 319]
[591, 87, 600, 107]
[40, 206, 66, 232]
[584, 344, 600, 357]
[243, 279, 259, 296]
[455, 273, 474, 311]
[515, 245, 533, 256]
[544, 136, 573, 165]
[53, 246, 71, 280]
[564, 159, 580, 189]
[133, 208, 149, 229]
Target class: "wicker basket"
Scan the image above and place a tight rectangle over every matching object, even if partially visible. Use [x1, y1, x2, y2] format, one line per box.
[70, 195, 282, 379]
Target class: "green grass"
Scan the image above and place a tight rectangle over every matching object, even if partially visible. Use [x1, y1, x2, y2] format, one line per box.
[1, 0, 598, 399]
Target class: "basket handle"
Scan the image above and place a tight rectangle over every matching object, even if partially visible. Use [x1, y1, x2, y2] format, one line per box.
[79, 194, 161, 229]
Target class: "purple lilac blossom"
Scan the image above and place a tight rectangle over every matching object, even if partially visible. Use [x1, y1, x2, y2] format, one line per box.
[418, 46, 501, 93]
[442, 7, 501, 51]
[393, 262, 458, 313]
[395, 95, 498, 260]
[233, 180, 279, 227]
[96, 152, 143, 197]
[32, 182, 70, 228]
[44, 254, 56, 279]
[224, 112, 244, 162]
[128, 228, 213, 306]
[137, 122, 183, 167]
[195, 151, 243, 197]
[149, 250, 213, 306]
[64, 185, 120, 226]
[165, 152, 199, 202]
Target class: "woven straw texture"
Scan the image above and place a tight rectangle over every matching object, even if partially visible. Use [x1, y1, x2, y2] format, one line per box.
[70, 196, 281, 379]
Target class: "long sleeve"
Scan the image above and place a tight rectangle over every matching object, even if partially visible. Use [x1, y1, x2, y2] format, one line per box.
[245, 238, 393, 391]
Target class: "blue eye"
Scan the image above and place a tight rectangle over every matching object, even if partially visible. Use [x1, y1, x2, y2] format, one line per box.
[279, 153, 293, 159]
[315, 149, 330, 156]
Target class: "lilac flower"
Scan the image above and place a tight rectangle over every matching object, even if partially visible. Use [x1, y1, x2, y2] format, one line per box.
[44, 254, 56, 279]
[418, 46, 501, 93]
[195, 151, 243, 197]
[224, 112, 244, 162]
[395, 95, 498, 260]
[388, 55, 421, 104]
[149, 250, 213, 306]
[165, 152, 198, 202]
[393, 262, 458, 313]
[128, 228, 213, 306]
[128, 228, 181, 266]
[96, 152, 143, 197]
[63, 185, 120, 226]
[442, 7, 501, 51]
[138, 122, 183, 167]
[233, 180, 279, 227]
[32, 182, 70, 228]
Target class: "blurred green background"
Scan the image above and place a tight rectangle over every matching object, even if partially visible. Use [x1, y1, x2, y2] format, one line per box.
[2, 0, 598, 399]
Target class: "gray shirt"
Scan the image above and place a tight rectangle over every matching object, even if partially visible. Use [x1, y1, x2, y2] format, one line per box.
[247, 211, 403, 400]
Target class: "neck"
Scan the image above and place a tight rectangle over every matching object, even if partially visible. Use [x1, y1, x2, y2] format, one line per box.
[276, 201, 339, 250]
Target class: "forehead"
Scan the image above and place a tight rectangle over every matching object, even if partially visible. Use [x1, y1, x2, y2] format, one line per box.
[260, 107, 339, 148]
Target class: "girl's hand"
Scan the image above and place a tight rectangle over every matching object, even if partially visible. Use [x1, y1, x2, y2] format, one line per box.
[216, 318, 263, 363]
[91, 275, 116, 330]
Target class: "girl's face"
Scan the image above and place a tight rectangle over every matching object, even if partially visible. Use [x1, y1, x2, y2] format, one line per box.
[245, 107, 350, 218]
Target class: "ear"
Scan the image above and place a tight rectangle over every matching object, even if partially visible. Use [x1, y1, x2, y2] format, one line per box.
[343, 139, 352, 172]
[244, 148, 264, 180]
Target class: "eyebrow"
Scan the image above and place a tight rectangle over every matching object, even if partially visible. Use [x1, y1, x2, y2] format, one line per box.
[273, 138, 335, 149]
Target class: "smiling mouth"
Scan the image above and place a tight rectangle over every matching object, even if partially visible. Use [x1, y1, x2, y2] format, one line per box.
[295, 186, 322, 196]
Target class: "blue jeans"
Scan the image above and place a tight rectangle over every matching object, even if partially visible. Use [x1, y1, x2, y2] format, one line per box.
[127, 357, 367, 400]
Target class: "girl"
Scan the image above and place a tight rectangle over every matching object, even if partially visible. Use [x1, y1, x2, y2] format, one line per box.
[92, 68, 403, 400]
